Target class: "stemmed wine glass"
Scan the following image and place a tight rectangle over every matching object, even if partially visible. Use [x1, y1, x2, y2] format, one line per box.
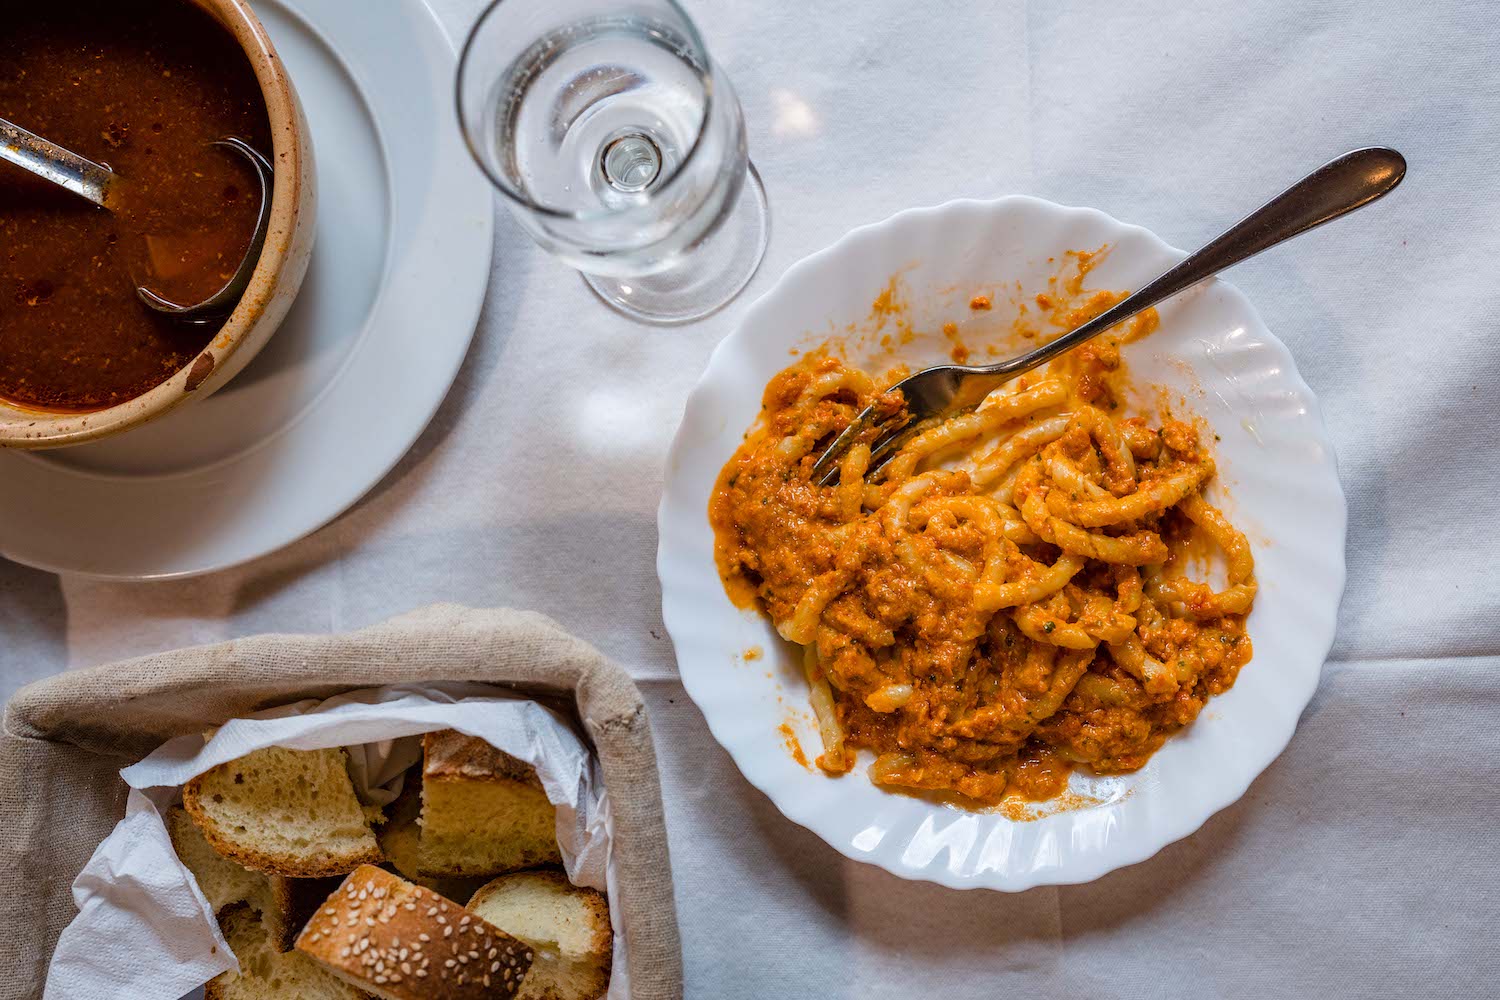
[457, 0, 770, 324]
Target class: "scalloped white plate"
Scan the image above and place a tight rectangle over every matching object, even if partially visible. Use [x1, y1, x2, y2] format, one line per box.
[657, 196, 1347, 891]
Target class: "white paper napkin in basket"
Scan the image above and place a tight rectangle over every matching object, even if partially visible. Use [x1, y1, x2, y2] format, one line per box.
[43, 683, 630, 1000]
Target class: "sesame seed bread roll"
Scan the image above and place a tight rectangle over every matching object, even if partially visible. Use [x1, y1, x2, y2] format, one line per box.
[417, 731, 561, 878]
[183, 745, 384, 878]
[296, 865, 534, 1000]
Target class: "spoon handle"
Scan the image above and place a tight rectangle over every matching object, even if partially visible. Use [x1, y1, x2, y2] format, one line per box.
[0, 116, 115, 208]
[1003, 147, 1407, 376]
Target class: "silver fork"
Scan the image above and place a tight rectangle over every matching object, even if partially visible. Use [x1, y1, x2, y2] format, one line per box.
[811, 146, 1406, 486]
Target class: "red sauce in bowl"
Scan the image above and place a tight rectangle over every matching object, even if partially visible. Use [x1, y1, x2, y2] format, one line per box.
[0, 0, 271, 412]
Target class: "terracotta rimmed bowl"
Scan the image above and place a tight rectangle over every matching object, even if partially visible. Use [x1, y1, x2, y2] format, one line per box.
[0, 0, 316, 450]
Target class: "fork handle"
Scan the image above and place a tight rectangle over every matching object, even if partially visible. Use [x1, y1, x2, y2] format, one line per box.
[1001, 146, 1406, 377]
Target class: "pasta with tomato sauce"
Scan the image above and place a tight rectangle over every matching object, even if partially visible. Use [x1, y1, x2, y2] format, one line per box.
[710, 295, 1255, 806]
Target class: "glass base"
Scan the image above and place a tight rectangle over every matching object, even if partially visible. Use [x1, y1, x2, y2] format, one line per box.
[582, 161, 770, 325]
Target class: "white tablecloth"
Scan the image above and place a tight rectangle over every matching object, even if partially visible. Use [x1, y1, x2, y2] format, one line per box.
[4, 0, 1498, 995]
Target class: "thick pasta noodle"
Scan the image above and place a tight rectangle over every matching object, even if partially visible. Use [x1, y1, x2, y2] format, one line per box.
[709, 297, 1256, 806]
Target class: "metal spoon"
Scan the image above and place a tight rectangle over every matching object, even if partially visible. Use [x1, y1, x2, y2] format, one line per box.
[0, 116, 273, 324]
[811, 146, 1408, 484]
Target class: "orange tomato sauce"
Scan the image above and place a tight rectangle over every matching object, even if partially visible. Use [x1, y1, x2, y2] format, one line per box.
[710, 264, 1254, 807]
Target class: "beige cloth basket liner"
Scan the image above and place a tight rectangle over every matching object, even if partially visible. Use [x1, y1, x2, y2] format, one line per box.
[0, 604, 682, 1000]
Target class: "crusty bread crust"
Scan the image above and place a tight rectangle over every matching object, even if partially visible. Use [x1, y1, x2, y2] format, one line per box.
[182, 765, 384, 879]
[422, 731, 541, 786]
[269, 875, 348, 952]
[296, 865, 534, 1000]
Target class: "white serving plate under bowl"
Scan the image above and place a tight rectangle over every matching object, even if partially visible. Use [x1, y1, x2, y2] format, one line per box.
[657, 196, 1347, 891]
[0, 0, 493, 579]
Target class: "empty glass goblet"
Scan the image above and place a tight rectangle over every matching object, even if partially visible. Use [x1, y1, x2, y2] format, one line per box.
[457, 0, 770, 324]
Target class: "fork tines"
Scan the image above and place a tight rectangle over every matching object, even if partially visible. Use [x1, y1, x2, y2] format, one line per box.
[812, 406, 912, 486]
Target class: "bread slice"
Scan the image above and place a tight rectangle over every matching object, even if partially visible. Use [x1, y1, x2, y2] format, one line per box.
[378, 779, 489, 905]
[296, 865, 534, 999]
[206, 904, 373, 1000]
[168, 805, 272, 917]
[170, 804, 350, 951]
[417, 731, 561, 877]
[183, 745, 383, 878]
[467, 871, 612, 1000]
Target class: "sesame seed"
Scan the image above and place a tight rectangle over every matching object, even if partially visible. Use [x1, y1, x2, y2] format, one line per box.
[418, 933, 430, 942]
[488, 948, 498, 960]
[340, 947, 351, 958]
[401, 962, 412, 974]
[443, 926, 453, 938]
[374, 975, 387, 984]
[426, 906, 438, 916]
[415, 968, 428, 978]
[458, 954, 469, 965]
[444, 959, 457, 969]
[490, 960, 501, 973]
[484, 975, 492, 987]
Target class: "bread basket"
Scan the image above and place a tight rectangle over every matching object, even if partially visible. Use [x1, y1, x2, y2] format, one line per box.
[0, 605, 682, 1000]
